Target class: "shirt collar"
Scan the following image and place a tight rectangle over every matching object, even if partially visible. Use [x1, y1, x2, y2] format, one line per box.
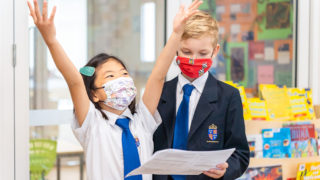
[102, 108, 134, 126]
[177, 72, 209, 94]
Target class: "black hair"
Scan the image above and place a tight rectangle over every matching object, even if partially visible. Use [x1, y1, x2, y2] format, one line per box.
[81, 53, 136, 120]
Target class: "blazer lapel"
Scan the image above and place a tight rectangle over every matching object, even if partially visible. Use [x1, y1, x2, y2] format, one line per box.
[188, 74, 218, 141]
[159, 77, 178, 148]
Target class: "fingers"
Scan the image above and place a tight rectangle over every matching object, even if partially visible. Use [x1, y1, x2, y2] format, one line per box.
[203, 163, 228, 178]
[183, 0, 202, 20]
[33, 0, 43, 22]
[188, 0, 200, 10]
[217, 163, 229, 169]
[49, 6, 56, 22]
[27, 1, 37, 22]
[178, 4, 185, 14]
[203, 169, 225, 178]
[188, 0, 202, 11]
[42, 0, 48, 20]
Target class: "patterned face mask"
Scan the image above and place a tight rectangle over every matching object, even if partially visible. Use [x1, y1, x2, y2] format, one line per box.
[176, 56, 213, 78]
[100, 77, 137, 111]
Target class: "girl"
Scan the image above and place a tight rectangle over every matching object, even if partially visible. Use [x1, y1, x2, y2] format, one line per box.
[27, 0, 203, 179]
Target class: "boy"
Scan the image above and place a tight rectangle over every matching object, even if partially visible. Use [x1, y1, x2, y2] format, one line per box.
[153, 11, 250, 180]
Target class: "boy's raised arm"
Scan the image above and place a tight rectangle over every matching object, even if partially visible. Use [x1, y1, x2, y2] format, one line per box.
[142, 0, 203, 115]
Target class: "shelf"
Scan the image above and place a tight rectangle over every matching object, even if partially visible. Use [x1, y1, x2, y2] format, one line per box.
[245, 119, 320, 179]
[245, 119, 320, 135]
[250, 157, 320, 179]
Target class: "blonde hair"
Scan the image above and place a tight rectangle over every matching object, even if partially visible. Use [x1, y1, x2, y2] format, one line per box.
[182, 11, 219, 48]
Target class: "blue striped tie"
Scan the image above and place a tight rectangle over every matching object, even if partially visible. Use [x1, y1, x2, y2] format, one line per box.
[116, 118, 142, 180]
[172, 84, 195, 180]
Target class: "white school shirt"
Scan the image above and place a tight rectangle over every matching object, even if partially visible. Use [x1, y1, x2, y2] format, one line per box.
[176, 72, 209, 131]
[71, 100, 162, 180]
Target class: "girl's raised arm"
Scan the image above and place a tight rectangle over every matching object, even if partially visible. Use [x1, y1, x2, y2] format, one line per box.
[28, 0, 89, 126]
[142, 0, 202, 114]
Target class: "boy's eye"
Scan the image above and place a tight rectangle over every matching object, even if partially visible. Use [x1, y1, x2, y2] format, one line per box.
[200, 53, 208, 56]
[182, 51, 191, 55]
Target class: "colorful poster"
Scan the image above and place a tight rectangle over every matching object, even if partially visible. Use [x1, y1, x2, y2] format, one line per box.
[274, 39, 293, 64]
[249, 41, 264, 60]
[257, 0, 293, 40]
[257, 65, 274, 84]
[226, 42, 249, 87]
[264, 40, 275, 61]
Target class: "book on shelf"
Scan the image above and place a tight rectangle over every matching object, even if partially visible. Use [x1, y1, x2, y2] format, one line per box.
[297, 162, 320, 180]
[247, 134, 263, 158]
[237, 165, 282, 180]
[262, 128, 291, 158]
[283, 123, 318, 157]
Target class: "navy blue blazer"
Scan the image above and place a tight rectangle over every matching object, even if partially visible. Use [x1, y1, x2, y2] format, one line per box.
[153, 74, 250, 180]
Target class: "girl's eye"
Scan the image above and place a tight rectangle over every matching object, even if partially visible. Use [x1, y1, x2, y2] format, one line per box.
[106, 75, 114, 78]
[123, 72, 128, 75]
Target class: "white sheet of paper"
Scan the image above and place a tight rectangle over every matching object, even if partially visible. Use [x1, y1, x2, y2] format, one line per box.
[126, 148, 235, 177]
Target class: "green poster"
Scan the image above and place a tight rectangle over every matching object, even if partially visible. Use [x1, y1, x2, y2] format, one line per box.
[198, 0, 216, 17]
[257, 0, 293, 40]
[226, 42, 249, 87]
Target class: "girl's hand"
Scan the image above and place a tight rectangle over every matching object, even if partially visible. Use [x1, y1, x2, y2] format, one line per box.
[203, 163, 228, 179]
[27, 0, 57, 45]
[173, 0, 203, 35]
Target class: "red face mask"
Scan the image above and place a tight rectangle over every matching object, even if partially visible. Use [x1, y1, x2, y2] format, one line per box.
[176, 56, 212, 78]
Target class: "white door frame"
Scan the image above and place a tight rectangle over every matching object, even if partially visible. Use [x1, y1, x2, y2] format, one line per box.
[14, 0, 30, 178]
[0, 0, 29, 179]
[0, 0, 15, 179]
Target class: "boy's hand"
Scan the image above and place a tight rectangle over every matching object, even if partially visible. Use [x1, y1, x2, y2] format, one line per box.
[173, 0, 203, 35]
[27, 0, 57, 45]
[203, 163, 228, 179]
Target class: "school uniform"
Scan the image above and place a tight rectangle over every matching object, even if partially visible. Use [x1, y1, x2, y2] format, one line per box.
[72, 100, 162, 180]
[153, 72, 250, 180]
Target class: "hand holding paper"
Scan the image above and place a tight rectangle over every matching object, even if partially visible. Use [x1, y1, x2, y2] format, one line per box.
[126, 148, 235, 177]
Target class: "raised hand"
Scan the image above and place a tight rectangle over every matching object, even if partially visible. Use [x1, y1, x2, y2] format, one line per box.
[27, 0, 57, 45]
[173, 0, 203, 35]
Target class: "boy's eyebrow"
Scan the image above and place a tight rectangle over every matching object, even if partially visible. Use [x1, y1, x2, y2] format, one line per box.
[181, 47, 191, 51]
[200, 49, 210, 52]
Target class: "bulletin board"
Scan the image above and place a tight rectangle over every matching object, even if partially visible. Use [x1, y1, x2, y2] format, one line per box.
[198, 0, 295, 90]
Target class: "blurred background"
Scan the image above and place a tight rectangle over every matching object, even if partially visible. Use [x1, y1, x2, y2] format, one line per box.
[1, 0, 320, 179]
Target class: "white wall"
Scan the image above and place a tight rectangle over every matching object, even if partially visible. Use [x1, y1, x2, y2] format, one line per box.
[0, 0, 29, 179]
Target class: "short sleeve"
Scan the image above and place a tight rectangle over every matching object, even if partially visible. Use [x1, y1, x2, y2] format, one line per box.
[135, 99, 162, 134]
[71, 101, 97, 147]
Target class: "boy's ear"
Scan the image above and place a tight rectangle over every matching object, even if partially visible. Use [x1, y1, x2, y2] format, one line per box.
[211, 44, 220, 59]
